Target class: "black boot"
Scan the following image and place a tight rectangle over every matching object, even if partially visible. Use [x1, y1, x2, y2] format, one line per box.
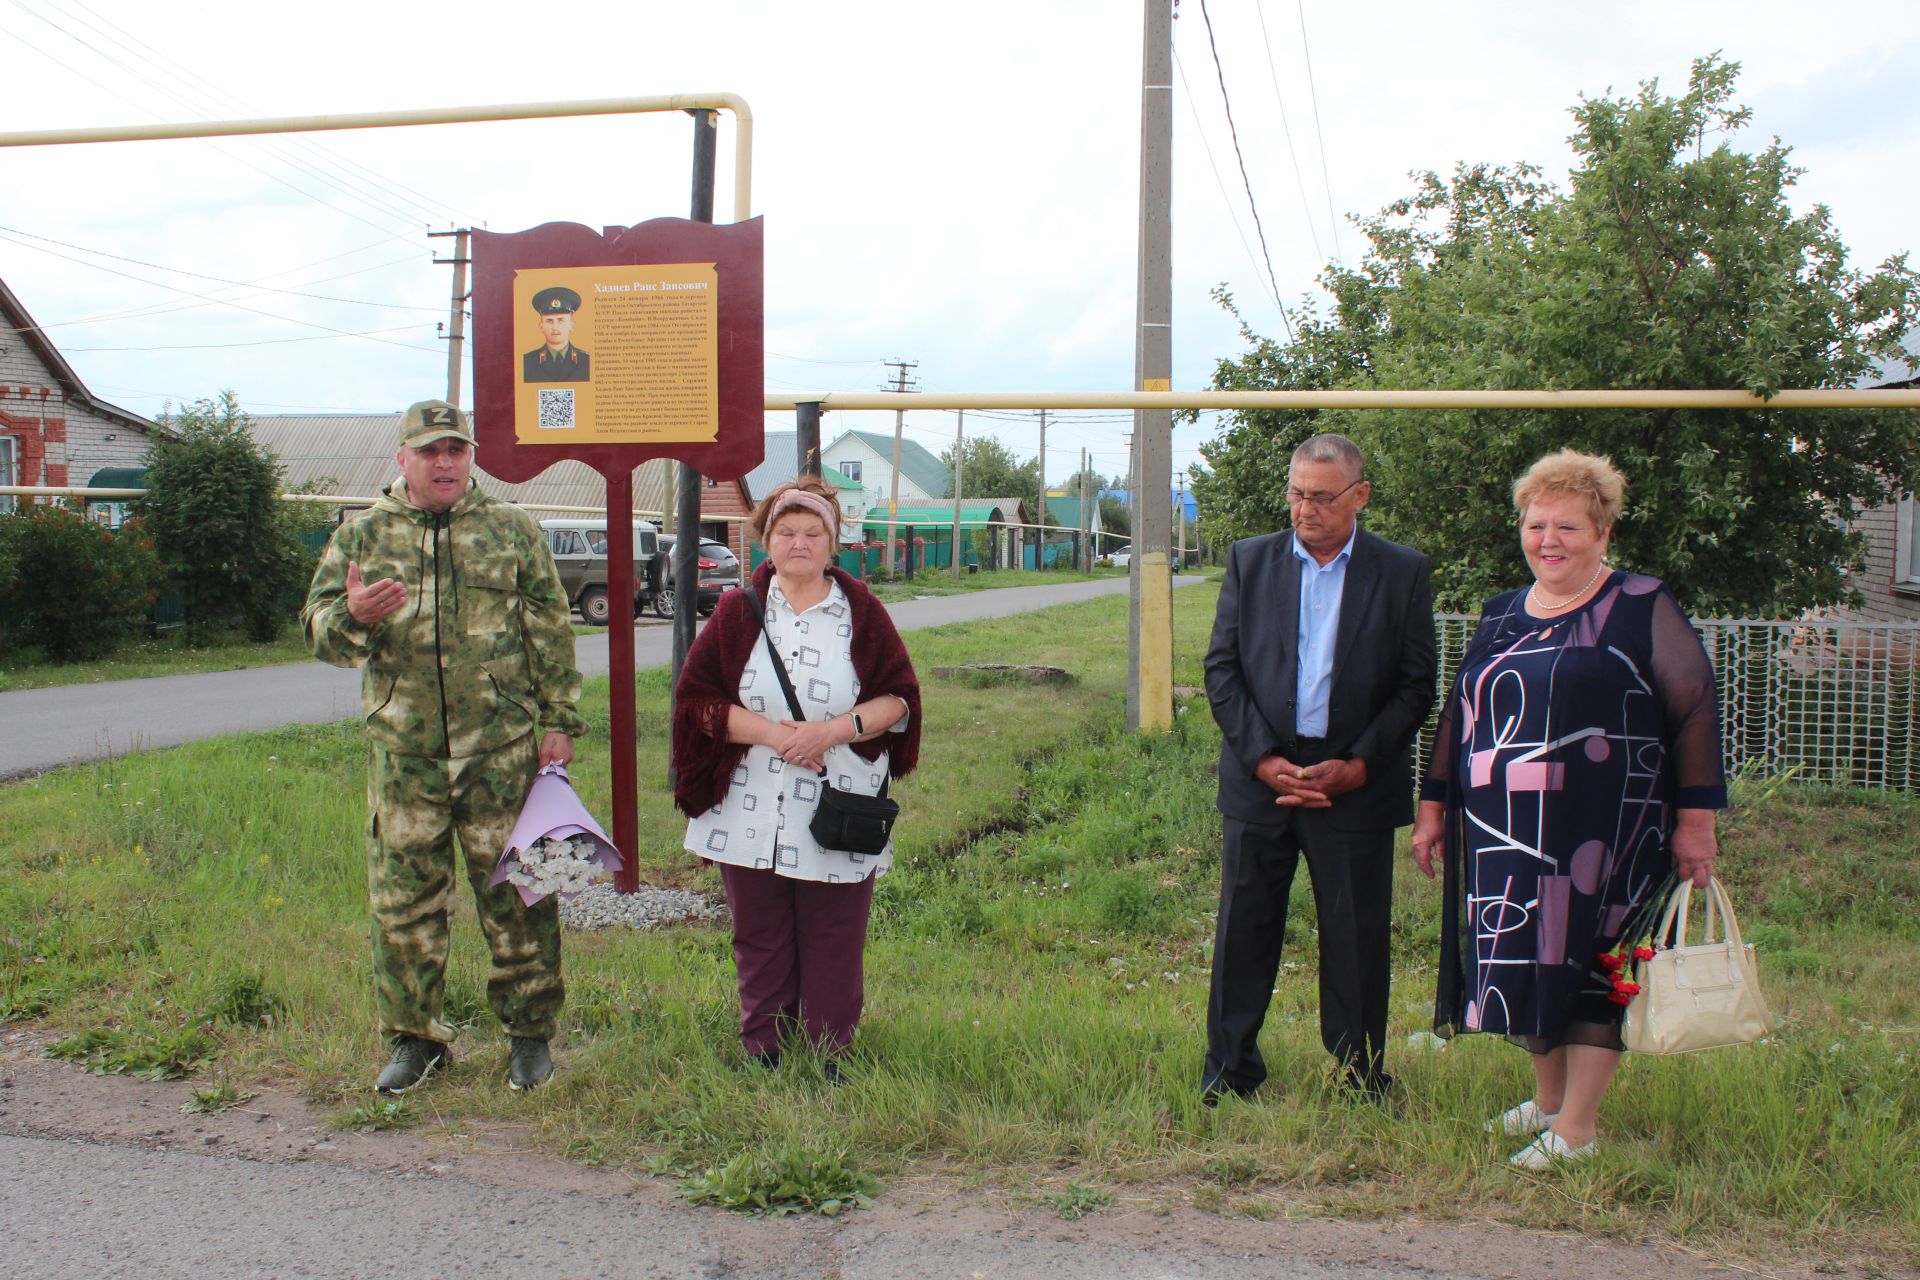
[375, 1035, 451, 1094]
[507, 1037, 553, 1091]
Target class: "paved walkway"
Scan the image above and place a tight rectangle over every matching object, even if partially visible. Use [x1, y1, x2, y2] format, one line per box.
[0, 576, 1198, 779]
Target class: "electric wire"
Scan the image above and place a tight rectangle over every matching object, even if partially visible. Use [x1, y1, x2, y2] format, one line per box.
[11, 0, 470, 231]
[1250, 0, 1326, 263]
[25, 250, 429, 331]
[61, 323, 427, 352]
[0, 231, 445, 354]
[1293, 0, 1345, 263]
[0, 14, 423, 240]
[0, 226, 441, 313]
[56, 0, 474, 227]
[1173, 46, 1282, 330]
[1195, 0, 1296, 341]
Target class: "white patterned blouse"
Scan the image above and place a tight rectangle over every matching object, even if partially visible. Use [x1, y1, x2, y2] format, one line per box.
[682, 579, 906, 883]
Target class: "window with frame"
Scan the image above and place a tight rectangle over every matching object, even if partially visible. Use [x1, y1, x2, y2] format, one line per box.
[0, 436, 16, 514]
[839, 460, 862, 484]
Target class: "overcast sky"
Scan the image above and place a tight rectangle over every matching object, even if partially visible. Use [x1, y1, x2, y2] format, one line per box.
[3, 0, 1915, 492]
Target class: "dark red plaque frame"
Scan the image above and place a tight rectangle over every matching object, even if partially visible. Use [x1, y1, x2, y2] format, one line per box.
[470, 216, 764, 479]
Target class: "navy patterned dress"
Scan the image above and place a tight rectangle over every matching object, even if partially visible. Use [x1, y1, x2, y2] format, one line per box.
[1424, 572, 1726, 1051]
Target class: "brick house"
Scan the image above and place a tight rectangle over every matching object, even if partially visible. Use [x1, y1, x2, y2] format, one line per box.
[0, 277, 158, 513]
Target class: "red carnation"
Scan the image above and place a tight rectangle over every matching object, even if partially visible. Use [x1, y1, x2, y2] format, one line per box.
[1616, 981, 1641, 996]
[1633, 945, 1656, 961]
[1607, 991, 1632, 1005]
[1597, 953, 1626, 972]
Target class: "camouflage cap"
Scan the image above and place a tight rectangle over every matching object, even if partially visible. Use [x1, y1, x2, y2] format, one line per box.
[399, 400, 474, 448]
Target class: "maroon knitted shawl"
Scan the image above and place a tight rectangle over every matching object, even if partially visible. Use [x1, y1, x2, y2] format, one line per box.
[671, 561, 923, 817]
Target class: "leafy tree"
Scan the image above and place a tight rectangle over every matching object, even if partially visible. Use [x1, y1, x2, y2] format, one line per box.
[135, 391, 319, 641]
[1194, 57, 1920, 616]
[0, 503, 160, 661]
[941, 436, 1038, 502]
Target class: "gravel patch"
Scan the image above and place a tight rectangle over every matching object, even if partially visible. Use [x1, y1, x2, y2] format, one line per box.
[559, 883, 724, 932]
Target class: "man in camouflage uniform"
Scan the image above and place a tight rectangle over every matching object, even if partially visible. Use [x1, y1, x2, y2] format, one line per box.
[303, 400, 588, 1093]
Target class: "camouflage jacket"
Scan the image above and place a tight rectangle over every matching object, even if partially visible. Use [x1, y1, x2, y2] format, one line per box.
[303, 477, 589, 758]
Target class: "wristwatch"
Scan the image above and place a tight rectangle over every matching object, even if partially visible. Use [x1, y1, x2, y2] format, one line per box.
[849, 711, 865, 736]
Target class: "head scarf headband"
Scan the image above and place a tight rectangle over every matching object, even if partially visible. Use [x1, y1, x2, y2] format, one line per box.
[766, 489, 839, 538]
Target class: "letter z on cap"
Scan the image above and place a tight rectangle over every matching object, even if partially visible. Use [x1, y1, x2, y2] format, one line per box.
[400, 399, 475, 447]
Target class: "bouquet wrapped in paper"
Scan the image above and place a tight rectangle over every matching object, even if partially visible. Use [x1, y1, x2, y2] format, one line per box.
[489, 764, 624, 906]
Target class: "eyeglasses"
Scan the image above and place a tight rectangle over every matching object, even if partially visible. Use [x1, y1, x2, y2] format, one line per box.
[1284, 478, 1363, 509]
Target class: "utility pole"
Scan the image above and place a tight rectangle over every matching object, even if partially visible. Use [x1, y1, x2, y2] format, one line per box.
[1175, 486, 1187, 569]
[1035, 409, 1047, 571]
[949, 409, 965, 580]
[428, 228, 471, 410]
[1078, 446, 1089, 571]
[1129, 0, 1175, 732]
[883, 359, 917, 578]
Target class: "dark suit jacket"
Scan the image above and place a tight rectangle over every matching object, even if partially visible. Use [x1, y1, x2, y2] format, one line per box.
[524, 345, 591, 383]
[1205, 527, 1436, 830]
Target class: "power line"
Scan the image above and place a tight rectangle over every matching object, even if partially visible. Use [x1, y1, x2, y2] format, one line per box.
[0, 225, 441, 313]
[29, 249, 428, 330]
[0, 231, 444, 355]
[1294, 0, 1345, 263]
[1250, 0, 1326, 263]
[1196, 0, 1295, 341]
[1174, 47, 1279, 324]
[12, 0, 473, 231]
[766, 350, 894, 366]
[0, 12, 435, 241]
[56, 0, 474, 226]
[61, 323, 428, 352]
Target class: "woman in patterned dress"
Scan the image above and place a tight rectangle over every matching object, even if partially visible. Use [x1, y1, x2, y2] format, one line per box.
[1409, 451, 1724, 1168]
[672, 480, 921, 1080]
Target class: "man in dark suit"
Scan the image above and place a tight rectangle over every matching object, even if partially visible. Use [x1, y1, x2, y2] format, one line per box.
[523, 286, 591, 383]
[1202, 433, 1435, 1104]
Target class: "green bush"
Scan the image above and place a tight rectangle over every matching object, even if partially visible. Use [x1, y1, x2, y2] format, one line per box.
[0, 503, 160, 661]
[136, 391, 322, 642]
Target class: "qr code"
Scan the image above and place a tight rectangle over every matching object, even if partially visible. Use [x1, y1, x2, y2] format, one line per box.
[537, 388, 575, 429]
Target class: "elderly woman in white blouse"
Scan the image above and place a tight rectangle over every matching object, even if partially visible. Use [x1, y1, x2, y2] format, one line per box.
[671, 479, 923, 1078]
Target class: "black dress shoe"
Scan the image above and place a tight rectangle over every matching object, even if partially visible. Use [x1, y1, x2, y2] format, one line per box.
[1201, 1075, 1258, 1107]
[507, 1037, 553, 1091]
[737, 1049, 781, 1072]
[375, 1035, 451, 1094]
[821, 1058, 846, 1086]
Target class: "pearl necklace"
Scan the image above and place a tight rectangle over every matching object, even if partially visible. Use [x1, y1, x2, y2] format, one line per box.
[1529, 561, 1607, 611]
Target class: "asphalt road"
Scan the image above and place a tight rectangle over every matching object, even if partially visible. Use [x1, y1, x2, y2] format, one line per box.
[0, 576, 1195, 780]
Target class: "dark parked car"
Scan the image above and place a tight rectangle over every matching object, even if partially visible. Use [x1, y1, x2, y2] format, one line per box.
[652, 534, 740, 617]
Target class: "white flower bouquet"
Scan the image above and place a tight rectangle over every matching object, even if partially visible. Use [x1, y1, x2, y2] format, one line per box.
[489, 764, 624, 906]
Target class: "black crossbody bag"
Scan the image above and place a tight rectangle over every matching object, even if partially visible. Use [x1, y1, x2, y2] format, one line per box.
[747, 588, 900, 855]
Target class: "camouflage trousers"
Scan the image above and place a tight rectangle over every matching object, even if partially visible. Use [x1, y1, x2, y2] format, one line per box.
[366, 733, 563, 1044]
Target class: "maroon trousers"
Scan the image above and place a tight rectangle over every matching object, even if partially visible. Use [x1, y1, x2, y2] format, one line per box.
[719, 864, 876, 1055]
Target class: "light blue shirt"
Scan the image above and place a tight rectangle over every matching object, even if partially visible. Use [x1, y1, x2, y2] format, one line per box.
[1292, 527, 1356, 738]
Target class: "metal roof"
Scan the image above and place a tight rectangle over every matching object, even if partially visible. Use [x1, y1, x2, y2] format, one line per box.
[862, 502, 1015, 529]
[247, 413, 671, 515]
[827, 428, 953, 499]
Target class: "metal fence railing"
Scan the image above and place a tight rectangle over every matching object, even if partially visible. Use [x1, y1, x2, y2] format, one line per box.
[1419, 614, 1920, 794]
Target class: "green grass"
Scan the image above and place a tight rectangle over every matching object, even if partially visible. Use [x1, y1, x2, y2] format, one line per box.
[1, 580, 1916, 1266]
[0, 626, 315, 692]
[858, 565, 1126, 602]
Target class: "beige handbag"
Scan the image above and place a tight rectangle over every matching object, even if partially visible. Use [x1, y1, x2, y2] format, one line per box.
[1623, 876, 1773, 1055]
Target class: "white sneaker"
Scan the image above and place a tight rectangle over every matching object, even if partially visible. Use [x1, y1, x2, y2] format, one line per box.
[1485, 1099, 1557, 1135]
[1508, 1131, 1597, 1170]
